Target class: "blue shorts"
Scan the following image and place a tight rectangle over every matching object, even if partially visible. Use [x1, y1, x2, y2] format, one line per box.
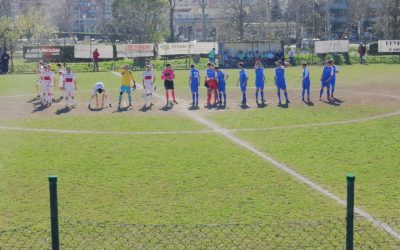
[120, 85, 131, 94]
[302, 80, 310, 89]
[190, 83, 199, 93]
[277, 82, 287, 90]
[218, 82, 226, 92]
[321, 80, 330, 88]
[256, 81, 265, 89]
[240, 83, 247, 92]
[330, 77, 336, 88]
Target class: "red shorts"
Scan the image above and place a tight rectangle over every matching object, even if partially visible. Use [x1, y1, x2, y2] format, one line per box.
[207, 79, 217, 90]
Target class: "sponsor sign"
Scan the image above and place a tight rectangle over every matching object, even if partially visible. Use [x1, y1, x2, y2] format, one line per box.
[378, 40, 400, 53]
[314, 40, 349, 54]
[23, 46, 61, 59]
[157, 42, 218, 56]
[116, 44, 154, 58]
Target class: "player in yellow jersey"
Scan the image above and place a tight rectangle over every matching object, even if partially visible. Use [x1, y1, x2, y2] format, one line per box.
[117, 65, 136, 108]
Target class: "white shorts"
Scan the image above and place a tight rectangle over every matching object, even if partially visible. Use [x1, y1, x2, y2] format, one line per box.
[43, 81, 53, 94]
[144, 82, 154, 92]
[64, 83, 75, 97]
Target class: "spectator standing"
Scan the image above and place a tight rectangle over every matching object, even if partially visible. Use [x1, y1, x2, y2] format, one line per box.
[209, 48, 216, 64]
[357, 44, 367, 65]
[288, 48, 295, 66]
[92, 48, 100, 72]
[1, 50, 10, 74]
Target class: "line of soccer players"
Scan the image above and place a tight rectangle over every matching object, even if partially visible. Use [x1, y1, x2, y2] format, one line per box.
[35, 61, 78, 108]
[33, 59, 338, 110]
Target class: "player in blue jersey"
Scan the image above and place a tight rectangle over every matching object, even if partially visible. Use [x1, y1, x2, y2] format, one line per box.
[301, 63, 311, 102]
[215, 66, 229, 106]
[330, 62, 339, 99]
[274, 60, 290, 105]
[320, 60, 333, 101]
[254, 61, 266, 104]
[237, 62, 249, 105]
[189, 64, 201, 107]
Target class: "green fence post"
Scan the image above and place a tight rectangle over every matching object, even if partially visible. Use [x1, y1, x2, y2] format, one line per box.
[346, 174, 355, 250]
[48, 176, 60, 250]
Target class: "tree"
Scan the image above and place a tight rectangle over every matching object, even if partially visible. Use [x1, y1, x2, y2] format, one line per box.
[222, 0, 249, 41]
[15, 7, 58, 42]
[167, 0, 180, 42]
[108, 0, 168, 43]
[197, 0, 208, 41]
[248, 0, 272, 40]
[381, 0, 400, 39]
[0, 0, 12, 18]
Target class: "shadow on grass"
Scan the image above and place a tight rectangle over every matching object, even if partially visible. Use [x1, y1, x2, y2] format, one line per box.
[55, 106, 73, 115]
[112, 106, 133, 113]
[160, 104, 173, 112]
[139, 104, 153, 113]
[257, 102, 268, 109]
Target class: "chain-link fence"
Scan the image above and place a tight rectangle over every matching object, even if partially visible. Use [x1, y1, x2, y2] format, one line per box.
[1, 217, 399, 249]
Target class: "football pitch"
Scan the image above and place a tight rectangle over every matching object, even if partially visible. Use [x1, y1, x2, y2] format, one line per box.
[0, 64, 399, 248]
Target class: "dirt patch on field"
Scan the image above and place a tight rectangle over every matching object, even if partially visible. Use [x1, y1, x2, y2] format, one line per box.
[0, 84, 400, 120]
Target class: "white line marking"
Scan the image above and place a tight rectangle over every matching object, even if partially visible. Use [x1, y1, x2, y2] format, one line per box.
[230, 111, 400, 132]
[111, 70, 399, 240]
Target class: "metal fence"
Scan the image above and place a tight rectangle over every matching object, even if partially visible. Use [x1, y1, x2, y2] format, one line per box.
[1, 217, 399, 249]
[1, 176, 399, 249]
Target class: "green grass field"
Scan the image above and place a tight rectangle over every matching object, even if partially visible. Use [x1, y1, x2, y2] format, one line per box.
[0, 64, 399, 248]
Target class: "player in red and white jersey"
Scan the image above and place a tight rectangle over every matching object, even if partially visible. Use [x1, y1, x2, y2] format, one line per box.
[62, 66, 77, 108]
[88, 82, 112, 109]
[36, 60, 44, 97]
[142, 64, 156, 107]
[40, 64, 54, 105]
[57, 63, 66, 99]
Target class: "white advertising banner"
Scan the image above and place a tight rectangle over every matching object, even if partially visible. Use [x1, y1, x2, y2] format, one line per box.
[116, 44, 154, 58]
[315, 40, 349, 54]
[157, 42, 218, 56]
[378, 40, 400, 53]
[74, 45, 114, 59]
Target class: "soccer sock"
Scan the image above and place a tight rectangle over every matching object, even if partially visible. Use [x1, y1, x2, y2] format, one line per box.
[320, 88, 323, 98]
[331, 87, 335, 96]
[172, 90, 176, 101]
[256, 90, 259, 102]
[302, 88, 305, 99]
[307, 89, 310, 99]
[327, 88, 330, 98]
[242, 92, 246, 103]
[284, 91, 289, 101]
[261, 91, 264, 101]
[223, 92, 227, 103]
[218, 92, 222, 102]
[119, 94, 122, 104]
[195, 93, 199, 105]
[192, 93, 195, 104]
[277, 91, 281, 102]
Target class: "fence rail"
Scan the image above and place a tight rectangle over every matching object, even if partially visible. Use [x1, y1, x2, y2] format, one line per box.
[1, 217, 399, 249]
